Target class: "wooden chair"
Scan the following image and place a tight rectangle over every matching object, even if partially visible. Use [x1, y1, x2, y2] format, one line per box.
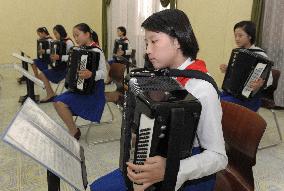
[258, 69, 283, 149]
[214, 101, 266, 191]
[129, 49, 136, 68]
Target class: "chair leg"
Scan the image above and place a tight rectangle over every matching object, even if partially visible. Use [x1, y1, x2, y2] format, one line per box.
[77, 121, 120, 146]
[60, 82, 65, 94]
[74, 116, 78, 123]
[92, 102, 114, 124]
[54, 83, 60, 94]
[272, 109, 283, 142]
[54, 80, 65, 95]
[85, 122, 93, 145]
[106, 102, 115, 122]
[74, 103, 119, 145]
[259, 109, 282, 150]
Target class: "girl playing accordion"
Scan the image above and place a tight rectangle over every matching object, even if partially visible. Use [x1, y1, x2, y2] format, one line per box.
[31, 27, 53, 77]
[38, 24, 74, 103]
[91, 9, 227, 191]
[53, 23, 106, 140]
[219, 21, 273, 112]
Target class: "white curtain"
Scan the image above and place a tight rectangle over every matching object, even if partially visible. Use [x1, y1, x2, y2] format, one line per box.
[107, 0, 169, 67]
[262, 0, 284, 106]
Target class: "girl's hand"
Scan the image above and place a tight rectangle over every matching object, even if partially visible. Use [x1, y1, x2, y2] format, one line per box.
[78, 69, 92, 79]
[219, 64, 228, 73]
[50, 54, 60, 61]
[117, 49, 124, 56]
[38, 49, 45, 55]
[250, 78, 265, 91]
[127, 156, 166, 191]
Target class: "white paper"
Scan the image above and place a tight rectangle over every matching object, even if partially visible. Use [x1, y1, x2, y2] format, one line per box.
[14, 64, 45, 89]
[12, 52, 34, 64]
[2, 98, 85, 191]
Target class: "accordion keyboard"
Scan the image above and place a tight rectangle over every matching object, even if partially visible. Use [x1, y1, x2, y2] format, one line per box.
[38, 42, 43, 59]
[51, 44, 57, 67]
[242, 62, 267, 98]
[77, 55, 88, 90]
[134, 114, 154, 165]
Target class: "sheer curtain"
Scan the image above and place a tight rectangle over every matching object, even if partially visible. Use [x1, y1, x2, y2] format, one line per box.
[262, 0, 284, 106]
[107, 0, 168, 67]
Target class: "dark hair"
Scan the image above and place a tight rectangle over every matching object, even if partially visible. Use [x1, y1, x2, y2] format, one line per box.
[74, 23, 99, 45]
[117, 26, 127, 36]
[141, 9, 199, 60]
[234, 21, 256, 44]
[53, 25, 67, 39]
[37, 27, 49, 35]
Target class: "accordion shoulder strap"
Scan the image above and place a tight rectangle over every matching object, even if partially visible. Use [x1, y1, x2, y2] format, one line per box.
[169, 69, 220, 96]
[249, 48, 266, 53]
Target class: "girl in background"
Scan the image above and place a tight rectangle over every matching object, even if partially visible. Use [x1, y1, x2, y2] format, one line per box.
[220, 21, 273, 112]
[38, 24, 74, 103]
[53, 23, 106, 140]
[31, 27, 53, 78]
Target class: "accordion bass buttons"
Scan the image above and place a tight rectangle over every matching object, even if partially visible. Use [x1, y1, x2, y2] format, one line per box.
[160, 125, 167, 130]
[159, 133, 166, 139]
[157, 116, 165, 123]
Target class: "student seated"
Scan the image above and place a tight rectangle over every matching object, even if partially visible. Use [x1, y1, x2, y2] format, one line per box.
[106, 26, 131, 84]
[90, 9, 227, 191]
[30, 27, 53, 78]
[37, 25, 74, 103]
[220, 21, 273, 112]
[53, 23, 106, 140]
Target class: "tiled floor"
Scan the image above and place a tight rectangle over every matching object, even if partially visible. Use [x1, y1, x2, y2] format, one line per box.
[0, 64, 284, 191]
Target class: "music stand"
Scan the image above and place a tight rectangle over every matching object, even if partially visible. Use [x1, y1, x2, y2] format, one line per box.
[12, 53, 42, 103]
[2, 98, 88, 191]
[14, 64, 44, 103]
[16, 51, 31, 84]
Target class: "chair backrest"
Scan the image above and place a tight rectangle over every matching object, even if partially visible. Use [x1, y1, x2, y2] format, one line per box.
[109, 63, 125, 83]
[271, 69, 281, 90]
[215, 101, 266, 190]
[261, 69, 281, 100]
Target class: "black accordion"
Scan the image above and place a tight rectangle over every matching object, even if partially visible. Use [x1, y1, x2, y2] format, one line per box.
[37, 39, 51, 63]
[222, 48, 273, 99]
[50, 40, 67, 69]
[113, 39, 129, 61]
[64, 46, 100, 94]
[119, 69, 202, 191]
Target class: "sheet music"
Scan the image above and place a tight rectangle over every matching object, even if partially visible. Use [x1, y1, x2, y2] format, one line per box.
[2, 98, 84, 191]
[12, 53, 34, 64]
[242, 62, 267, 98]
[14, 64, 45, 89]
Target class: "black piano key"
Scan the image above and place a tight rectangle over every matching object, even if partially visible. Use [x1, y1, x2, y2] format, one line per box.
[137, 143, 149, 147]
[140, 128, 151, 132]
[139, 132, 151, 136]
[137, 139, 149, 144]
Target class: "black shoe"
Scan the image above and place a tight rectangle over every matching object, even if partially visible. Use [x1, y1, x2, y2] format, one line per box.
[74, 128, 81, 140]
[39, 96, 56, 103]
